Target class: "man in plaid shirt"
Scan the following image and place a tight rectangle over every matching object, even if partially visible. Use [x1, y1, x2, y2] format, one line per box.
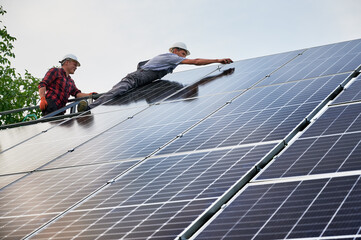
[38, 54, 96, 116]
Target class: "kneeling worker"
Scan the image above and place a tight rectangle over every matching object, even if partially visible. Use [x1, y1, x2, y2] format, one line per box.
[38, 54, 96, 116]
[77, 42, 233, 111]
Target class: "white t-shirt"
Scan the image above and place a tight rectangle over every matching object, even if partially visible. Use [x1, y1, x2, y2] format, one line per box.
[140, 53, 185, 73]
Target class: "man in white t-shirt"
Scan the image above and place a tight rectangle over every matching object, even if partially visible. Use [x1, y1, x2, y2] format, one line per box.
[78, 42, 233, 111]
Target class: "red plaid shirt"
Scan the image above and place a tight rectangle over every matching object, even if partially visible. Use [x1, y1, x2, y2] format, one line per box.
[38, 68, 81, 109]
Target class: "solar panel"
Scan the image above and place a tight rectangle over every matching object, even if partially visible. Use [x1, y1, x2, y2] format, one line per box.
[22, 144, 278, 239]
[1, 39, 360, 240]
[193, 175, 361, 240]
[256, 102, 361, 180]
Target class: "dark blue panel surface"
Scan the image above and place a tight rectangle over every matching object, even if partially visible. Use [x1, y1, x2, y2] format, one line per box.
[195, 175, 361, 240]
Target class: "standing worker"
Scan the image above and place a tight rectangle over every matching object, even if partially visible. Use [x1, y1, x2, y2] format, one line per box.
[38, 54, 96, 116]
[77, 42, 233, 111]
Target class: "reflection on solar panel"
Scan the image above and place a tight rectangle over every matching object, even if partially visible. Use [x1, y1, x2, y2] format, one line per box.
[0, 39, 360, 240]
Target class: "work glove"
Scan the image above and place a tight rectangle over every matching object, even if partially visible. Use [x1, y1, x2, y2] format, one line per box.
[39, 97, 48, 110]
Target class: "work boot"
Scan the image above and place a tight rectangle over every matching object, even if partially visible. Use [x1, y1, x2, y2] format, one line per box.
[77, 100, 90, 112]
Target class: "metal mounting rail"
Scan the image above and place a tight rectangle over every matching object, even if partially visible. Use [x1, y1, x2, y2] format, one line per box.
[0, 94, 102, 130]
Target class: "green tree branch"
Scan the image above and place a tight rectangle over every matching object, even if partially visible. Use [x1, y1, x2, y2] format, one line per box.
[0, 6, 41, 125]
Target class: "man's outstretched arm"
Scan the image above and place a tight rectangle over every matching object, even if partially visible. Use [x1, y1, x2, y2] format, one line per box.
[181, 58, 233, 65]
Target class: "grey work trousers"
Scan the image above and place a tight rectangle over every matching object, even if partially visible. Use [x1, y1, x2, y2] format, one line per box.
[89, 69, 167, 108]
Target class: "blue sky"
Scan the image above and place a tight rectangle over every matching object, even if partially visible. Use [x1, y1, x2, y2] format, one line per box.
[2, 0, 361, 93]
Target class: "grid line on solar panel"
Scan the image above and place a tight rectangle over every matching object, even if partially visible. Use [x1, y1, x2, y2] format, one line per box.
[193, 175, 361, 240]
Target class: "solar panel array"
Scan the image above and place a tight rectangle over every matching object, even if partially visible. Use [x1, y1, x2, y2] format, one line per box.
[0, 39, 360, 240]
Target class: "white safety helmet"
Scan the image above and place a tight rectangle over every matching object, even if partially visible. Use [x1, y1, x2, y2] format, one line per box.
[59, 54, 81, 66]
[169, 42, 190, 56]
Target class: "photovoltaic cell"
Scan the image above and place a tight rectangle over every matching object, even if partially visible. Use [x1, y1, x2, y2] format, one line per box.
[194, 175, 361, 240]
